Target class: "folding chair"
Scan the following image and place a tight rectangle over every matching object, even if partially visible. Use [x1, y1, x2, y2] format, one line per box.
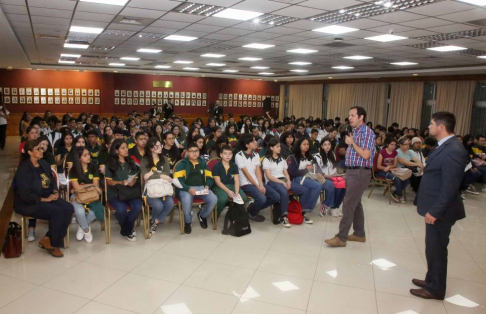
[367, 153, 406, 204]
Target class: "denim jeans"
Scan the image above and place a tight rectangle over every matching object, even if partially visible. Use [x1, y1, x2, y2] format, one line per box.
[179, 186, 217, 224]
[108, 196, 143, 236]
[461, 169, 482, 190]
[476, 166, 486, 184]
[333, 188, 346, 209]
[377, 170, 409, 196]
[147, 196, 174, 223]
[291, 176, 322, 212]
[72, 199, 96, 230]
[241, 184, 280, 217]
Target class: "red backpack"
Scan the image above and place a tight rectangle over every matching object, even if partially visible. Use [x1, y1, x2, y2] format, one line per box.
[287, 199, 303, 224]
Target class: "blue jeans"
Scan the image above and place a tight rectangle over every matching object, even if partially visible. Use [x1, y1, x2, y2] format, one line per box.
[179, 186, 217, 224]
[378, 171, 409, 196]
[476, 166, 486, 184]
[241, 184, 280, 217]
[461, 169, 481, 190]
[147, 196, 175, 223]
[289, 176, 321, 212]
[72, 199, 96, 230]
[267, 181, 311, 216]
[296, 176, 336, 208]
[108, 196, 142, 237]
[333, 188, 346, 209]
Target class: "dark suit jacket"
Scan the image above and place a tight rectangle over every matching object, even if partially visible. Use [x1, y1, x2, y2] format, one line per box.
[415, 136, 467, 222]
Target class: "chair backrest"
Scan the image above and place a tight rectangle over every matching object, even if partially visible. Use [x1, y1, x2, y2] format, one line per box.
[371, 151, 379, 179]
[334, 145, 341, 162]
[181, 150, 187, 159]
[51, 169, 59, 189]
[207, 158, 221, 171]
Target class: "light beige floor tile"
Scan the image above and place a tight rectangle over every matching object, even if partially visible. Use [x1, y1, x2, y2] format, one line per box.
[307, 281, 377, 314]
[370, 234, 420, 254]
[183, 261, 255, 296]
[374, 267, 424, 297]
[270, 233, 323, 257]
[244, 271, 313, 310]
[320, 242, 372, 264]
[131, 252, 203, 284]
[446, 258, 486, 283]
[84, 243, 154, 271]
[371, 247, 426, 273]
[443, 278, 486, 314]
[223, 227, 280, 250]
[0, 274, 38, 308]
[314, 258, 375, 290]
[75, 301, 137, 314]
[94, 273, 179, 314]
[258, 250, 318, 280]
[206, 242, 268, 269]
[232, 299, 305, 314]
[155, 285, 238, 314]
[0, 252, 79, 285]
[0, 286, 88, 314]
[376, 292, 448, 314]
[158, 237, 221, 260]
[42, 262, 126, 299]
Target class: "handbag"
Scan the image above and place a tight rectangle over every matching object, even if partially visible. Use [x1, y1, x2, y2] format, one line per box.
[391, 168, 412, 181]
[2, 222, 22, 258]
[115, 183, 141, 201]
[331, 176, 346, 189]
[75, 184, 99, 204]
[144, 179, 173, 198]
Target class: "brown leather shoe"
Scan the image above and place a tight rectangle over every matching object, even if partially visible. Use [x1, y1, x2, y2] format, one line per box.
[49, 247, 64, 258]
[38, 237, 54, 251]
[347, 234, 366, 242]
[410, 288, 443, 300]
[325, 236, 346, 247]
[412, 278, 427, 288]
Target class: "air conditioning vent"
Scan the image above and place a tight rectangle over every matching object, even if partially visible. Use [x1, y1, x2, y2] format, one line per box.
[113, 16, 155, 27]
[35, 34, 66, 40]
[323, 42, 355, 48]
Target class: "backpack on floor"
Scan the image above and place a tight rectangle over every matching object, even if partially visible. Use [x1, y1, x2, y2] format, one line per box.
[222, 202, 251, 237]
[287, 199, 303, 225]
[272, 203, 281, 225]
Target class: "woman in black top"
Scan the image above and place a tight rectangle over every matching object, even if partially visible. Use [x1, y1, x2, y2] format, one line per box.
[13, 139, 74, 257]
[279, 131, 295, 160]
[162, 132, 180, 172]
[55, 132, 73, 174]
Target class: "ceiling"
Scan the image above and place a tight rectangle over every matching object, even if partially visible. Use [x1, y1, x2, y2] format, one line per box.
[0, 0, 485, 80]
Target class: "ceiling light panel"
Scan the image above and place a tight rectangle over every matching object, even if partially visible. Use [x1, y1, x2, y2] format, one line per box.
[312, 25, 359, 34]
[239, 57, 263, 61]
[290, 69, 308, 72]
[259, 72, 274, 75]
[70, 26, 104, 34]
[138, 49, 162, 53]
[415, 28, 486, 42]
[58, 59, 75, 64]
[289, 62, 312, 65]
[407, 42, 485, 57]
[390, 62, 418, 65]
[308, 0, 446, 24]
[365, 34, 408, 42]
[251, 66, 270, 69]
[120, 57, 140, 61]
[201, 53, 225, 58]
[64, 43, 89, 49]
[206, 63, 226, 66]
[243, 43, 275, 49]
[343, 55, 373, 60]
[80, 0, 128, 5]
[109, 63, 125, 66]
[183, 67, 200, 70]
[457, 0, 486, 5]
[155, 65, 171, 68]
[214, 8, 264, 21]
[164, 35, 198, 41]
[427, 45, 468, 52]
[61, 54, 81, 58]
[332, 66, 354, 69]
[174, 60, 194, 64]
[173, 2, 225, 17]
[254, 14, 299, 26]
[223, 69, 238, 72]
[287, 49, 318, 54]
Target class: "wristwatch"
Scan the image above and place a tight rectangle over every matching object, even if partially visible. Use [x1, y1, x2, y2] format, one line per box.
[350, 143, 354, 149]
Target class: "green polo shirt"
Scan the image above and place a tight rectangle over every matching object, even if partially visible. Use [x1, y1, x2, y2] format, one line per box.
[309, 139, 319, 155]
[185, 160, 205, 187]
[105, 162, 139, 197]
[69, 165, 100, 184]
[212, 161, 238, 185]
[87, 143, 100, 162]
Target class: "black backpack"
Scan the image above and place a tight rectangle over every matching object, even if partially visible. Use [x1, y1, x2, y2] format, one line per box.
[222, 202, 251, 237]
[272, 203, 281, 225]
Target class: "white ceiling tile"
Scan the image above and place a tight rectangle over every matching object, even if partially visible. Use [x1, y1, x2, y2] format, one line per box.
[299, 0, 360, 11]
[197, 16, 242, 27]
[150, 19, 191, 29]
[172, 30, 209, 38]
[395, 29, 439, 38]
[281, 20, 325, 30]
[162, 12, 206, 23]
[0, 0, 26, 4]
[29, 7, 72, 18]
[11, 21, 32, 28]
[27, 0, 75, 10]
[232, 0, 291, 13]
[367, 24, 416, 34]
[272, 5, 326, 18]
[204, 33, 238, 41]
[337, 19, 389, 29]
[247, 31, 284, 40]
[194, 0, 241, 5]
[427, 23, 479, 33]
[185, 24, 224, 33]
[127, 0, 180, 11]
[6, 13, 30, 22]
[71, 20, 109, 29]
[231, 21, 274, 31]
[73, 11, 115, 23]
[107, 23, 145, 31]
[407, 1, 477, 16]
[142, 26, 180, 34]
[370, 11, 424, 23]
[31, 15, 70, 25]
[263, 26, 304, 35]
[119, 7, 166, 19]
[1, 4, 28, 14]
[217, 28, 255, 36]
[76, 2, 123, 14]
[399, 18, 453, 29]
[439, 8, 486, 23]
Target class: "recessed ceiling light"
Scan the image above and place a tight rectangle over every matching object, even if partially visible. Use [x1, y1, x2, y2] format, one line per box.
[290, 69, 308, 73]
[174, 60, 193, 64]
[413, 73, 419, 76]
[427, 45, 468, 52]
[287, 49, 318, 54]
[328, 77, 333, 79]
[58, 59, 75, 64]
[365, 34, 408, 42]
[206, 63, 226, 66]
[183, 67, 199, 70]
[238, 57, 262, 61]
[259, 72, 274, 75]
[390, 62, 418, 65]
[332, 66, 354, 69]
[70, 26, 104, 34]
[64, 43, 89, 49]
[137, 48, 161, 53]
[155, 65, 171, 69]
[289, 62, 312, 65]
[201, 53, 225, 58]
[477, 56, 486, 59]
[121, 57, 140, 61]
[213, 8, 264, 21]
[60, 54, 81, 58]
[343, 55, 373, 60]
[243, 43, 275, 49]
[457, 0, 486, 6]
[251, 66, 269, 69]
[312, 25, 359, 34]
[80, 0, 128, 5]
[223, 69, 239, 73]
[164, 35, 197, 41]
[113, 70, 118, 73]
[109, 63, 125, 66]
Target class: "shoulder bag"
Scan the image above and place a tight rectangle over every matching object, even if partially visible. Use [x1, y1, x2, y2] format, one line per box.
[390, 168, 412, 181]
[2, 222, 22, 258]
[75, 184, 99, 204]
[144, 179, 174, 198]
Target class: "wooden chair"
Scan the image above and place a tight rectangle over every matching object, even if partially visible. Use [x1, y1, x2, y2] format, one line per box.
[173, 160, 217, 234]
[368, 153, 406, 204]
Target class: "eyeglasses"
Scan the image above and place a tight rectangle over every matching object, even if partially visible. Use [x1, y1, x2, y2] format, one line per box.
[188, 150, 199, 153]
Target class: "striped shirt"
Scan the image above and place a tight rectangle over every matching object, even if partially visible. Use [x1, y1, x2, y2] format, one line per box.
[345, 123, 376, 168]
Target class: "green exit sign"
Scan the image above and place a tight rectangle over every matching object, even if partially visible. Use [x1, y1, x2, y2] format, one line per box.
[153, 81, 173, 88]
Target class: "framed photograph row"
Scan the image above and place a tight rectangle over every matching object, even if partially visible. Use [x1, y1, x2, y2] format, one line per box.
[219, 101, 278, 108]
[2, 95, 101, 105]
[114, 98, 207, 106]
[114, 90, 207, 100]
[218, 93, 279, 102]
[0, 87, 100, 97]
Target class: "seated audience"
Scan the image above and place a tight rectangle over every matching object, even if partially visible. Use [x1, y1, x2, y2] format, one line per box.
[162, 131, 180, 171]
[409, 137, 425, 192]
[279, 131, 295, 160]
[377, 137, 409, 203]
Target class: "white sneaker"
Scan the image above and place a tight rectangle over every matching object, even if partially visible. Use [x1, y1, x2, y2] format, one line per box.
[303, 214, 313, 224]
[71, 216, 77, 224]
[337, 208, 343, 217]
[27, 230, 35, 242]
[330, 209, 339, 217]
[465, 186, 479, 195]
[84, 226, 93, 243]
[76, 225, 85, 241]
[280, 216, 291, 228]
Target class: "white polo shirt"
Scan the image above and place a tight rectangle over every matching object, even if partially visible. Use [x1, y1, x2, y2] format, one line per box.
[262, 157, 287, 182]
[235, 150, 261, 187]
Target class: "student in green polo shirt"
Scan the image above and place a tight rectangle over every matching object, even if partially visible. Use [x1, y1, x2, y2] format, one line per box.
[66, 136, 86, 172]
[86, 130, 100, 164]
[309, 129, 320, 155]
[212, 145, 247, 218]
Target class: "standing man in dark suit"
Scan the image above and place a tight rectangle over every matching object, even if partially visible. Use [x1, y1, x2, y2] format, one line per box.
[163, 99, 174, 119]
[410, 111, 467, 300]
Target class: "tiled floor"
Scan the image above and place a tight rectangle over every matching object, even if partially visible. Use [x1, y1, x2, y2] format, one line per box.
[1, 139, 486, 314]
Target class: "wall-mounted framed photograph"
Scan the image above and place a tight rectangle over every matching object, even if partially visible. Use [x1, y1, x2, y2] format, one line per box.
[243, 94, 247, 100]
[34, 97, 40, 104]
[127, 98, 132, 105]
[151, 99, 156, 106]
[75, 97, 80, 104]
[68, 89, 73, 96]
[238, 101, 242, 107]
[121, 98, 126, 105]
[121, 90, 126, 97]
[20, 96, 26, 104]
[133, 98, 138, 106]
[114, 90, 120, 97]
[197, 93, 201, 99]
[228, 100, 232, 107]
[271, 103, 275, 108]
[271, 96, 275, 101]
[140, 91, 145, 98]
[133, 91, 138, 98]
[41, 97, 47, 104]
[74, 89, 80, 96]
[175, 99, 179, 106]
[55, 97, 60, 104]
[223, 100, 227, 106]
[157, 91, 162, 98]
[253, 102, 256, 107]
[55, 88, 60, 96]
[157, 99, 162, 106]
[186, 92, 190, 98]
[61, 89, 67, 96]
[40, 88, 46, 96]
[163, 91, 168, 98]
[19, 88, 25, 95]
[12, 88, 18, 96]
[192, 92, 196, 99]
[146, 98, 150, 105]
[238, 94, 242, 100]
[95, 97, 100, 105]
[46, 88, 52, 96]
[276, 96, 280, 101]
[243, 101, 247, 107]
[203, 93, 207, 99]
[169, 91, 174, 98]
[3, 88, 10, 95]
[175, 92, 179, 98]
[11, 96, 18, 103]
[95, 89, 100, 96]
[181, 92, 185, 99]
[197, 100, 201, 106]
[26, 88, 32, 96]
[88, 89, 93, 96]
[152, 91, 156, 98]
[62, 97, 67, 105]
[180, 99, 185, 106]
[191, 100, 196, 106]
[88, 97, 94, 105]
[27, 97, 33, 104]
[4, 96, 10, 104]
[258, 102, 262, 107]
[82, 97, 87, 105]
[229, 94, 233, 100]
[218, 93, 222, 99]
[202, 100, 207, 106]
[81, 89, 87, 96]
[145, 90, 150, 98]
[68, 97, 74, 104]
[127, 90, 132, 97]
[223, 94, 227, 99]
[114, 98, 119, 105]
[139, 98, 144, 105]
[257, 95, 261, 101]
[275, 103, 279, 108]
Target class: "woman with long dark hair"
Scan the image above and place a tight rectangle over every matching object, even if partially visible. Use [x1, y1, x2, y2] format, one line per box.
[241, 118, 253, 134]
[193, 134, 209, 162]
[209, 135, 228, 159]
[55, 132, 73, 174]
[13, 139, 74, 257]
[162, 132, 180, 172]
[105, 139, 142, 241]
[279, 131, 294, 160]
[66, 136, 86, 171]
[140, 137, 174, 235]
[224, 123, 238, 146]
[172, 124, 185, 150]
[69, 147, 103, 243]
[205, 126, 222, 152]
[153, 123, 164, 143]
[19, 111, 31, 138]
[185, 126, 200, 149]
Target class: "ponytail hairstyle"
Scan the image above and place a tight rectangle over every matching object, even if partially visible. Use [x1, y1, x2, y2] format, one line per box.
[318, 137, 336, 166]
